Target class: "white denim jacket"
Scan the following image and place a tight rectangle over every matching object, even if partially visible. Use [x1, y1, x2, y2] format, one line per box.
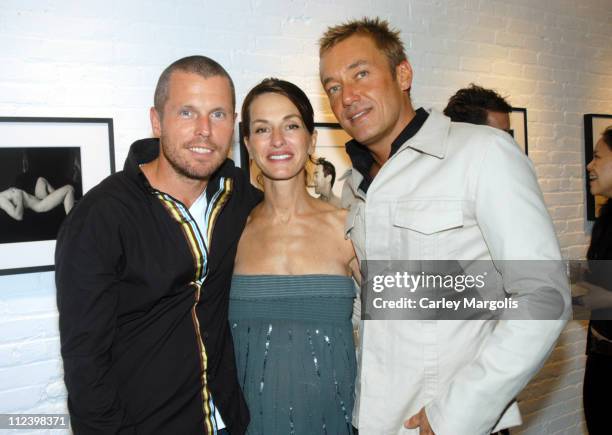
[343, 110, 569, 435]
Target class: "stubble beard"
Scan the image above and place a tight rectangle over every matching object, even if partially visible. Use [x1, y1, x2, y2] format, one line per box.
[160, 135, 224, 181]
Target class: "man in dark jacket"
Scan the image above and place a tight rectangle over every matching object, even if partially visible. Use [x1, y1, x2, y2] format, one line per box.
[55, 55, 261, 434]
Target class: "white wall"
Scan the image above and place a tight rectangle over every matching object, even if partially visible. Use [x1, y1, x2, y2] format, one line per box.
[1, 0, 611, 433]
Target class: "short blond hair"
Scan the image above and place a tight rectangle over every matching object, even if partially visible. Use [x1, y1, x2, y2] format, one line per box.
[319, 17, 407, 77]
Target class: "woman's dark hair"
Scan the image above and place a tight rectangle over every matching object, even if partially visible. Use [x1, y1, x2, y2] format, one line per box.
[241, 78, 315, 138]
[587, 126, 612, 262]
[602, 126, 612, 151]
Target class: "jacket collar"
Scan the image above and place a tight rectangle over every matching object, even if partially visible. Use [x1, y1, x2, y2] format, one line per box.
[343, 108, 451, 165]
[344, 109, 451, 197]
[345, 107, 430, 193]
[396, 109, 450, 159]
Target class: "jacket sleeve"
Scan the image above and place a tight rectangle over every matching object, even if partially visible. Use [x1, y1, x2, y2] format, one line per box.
[55, 197, 126, 434]
[425, 131, 570, 435]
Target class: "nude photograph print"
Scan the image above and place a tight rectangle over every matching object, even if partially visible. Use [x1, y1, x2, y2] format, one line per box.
[0, 117, 115, 275]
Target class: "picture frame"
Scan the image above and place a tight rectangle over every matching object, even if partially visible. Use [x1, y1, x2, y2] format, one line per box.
[238, 121, 352, 200]
[509, 107, 528, 155]
[584, 113, 612, 221]
[0, 117, 115, 275]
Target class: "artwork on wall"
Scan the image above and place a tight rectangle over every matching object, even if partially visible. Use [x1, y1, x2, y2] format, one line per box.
[584, 113, 612, 221]
[509, 107, 528, 155]
[0, 117, 115, 275]
[238, 121, 352, 200]
[307, 123, 352, 200]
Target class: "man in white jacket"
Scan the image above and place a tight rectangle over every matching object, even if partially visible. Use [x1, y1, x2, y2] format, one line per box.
[319, 17, 569, 435]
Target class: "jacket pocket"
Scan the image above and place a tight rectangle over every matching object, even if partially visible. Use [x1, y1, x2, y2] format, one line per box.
[392, 200, 464, 259]
[393, 200, 463, 234]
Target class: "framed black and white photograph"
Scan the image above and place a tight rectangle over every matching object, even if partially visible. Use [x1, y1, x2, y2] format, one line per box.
[509, 107, 528, 155]
[584, 113, 612, 221]
[0, 117, 115, 275]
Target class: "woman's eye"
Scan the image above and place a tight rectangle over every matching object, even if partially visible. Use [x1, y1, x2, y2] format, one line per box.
[254, 127, 268, 134]
[287, 123, 300, 130]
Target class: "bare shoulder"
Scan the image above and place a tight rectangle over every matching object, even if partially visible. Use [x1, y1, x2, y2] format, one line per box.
[312, 201, 352, 249]
[311, 198, 347, 223]
[242, 202, 265, 229]
[236, 204, 265, 247]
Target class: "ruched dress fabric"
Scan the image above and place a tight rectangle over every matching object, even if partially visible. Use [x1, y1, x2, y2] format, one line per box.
[229, 274, 356, 435]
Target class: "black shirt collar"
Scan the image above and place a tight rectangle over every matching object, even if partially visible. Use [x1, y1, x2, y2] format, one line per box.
[345, 107, 429, 193]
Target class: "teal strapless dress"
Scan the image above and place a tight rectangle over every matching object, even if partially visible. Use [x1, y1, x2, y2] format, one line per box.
[229, 274, 356, 435]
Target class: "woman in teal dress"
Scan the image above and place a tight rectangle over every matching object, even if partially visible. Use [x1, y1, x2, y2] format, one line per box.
[229, 78, 359, 435]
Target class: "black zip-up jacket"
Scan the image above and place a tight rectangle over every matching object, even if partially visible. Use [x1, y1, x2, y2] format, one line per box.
[56, 138, 262, 434]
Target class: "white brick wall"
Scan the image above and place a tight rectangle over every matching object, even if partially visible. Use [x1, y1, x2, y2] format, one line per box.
[1, 0, 611, 433]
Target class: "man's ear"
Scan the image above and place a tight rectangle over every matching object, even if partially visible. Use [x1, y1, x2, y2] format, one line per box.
[150, 107, 162, 137]
[396, 60, 413, 92]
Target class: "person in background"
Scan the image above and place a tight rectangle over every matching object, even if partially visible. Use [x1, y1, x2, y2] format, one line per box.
[313, 157, 342, 207]
[230, 78, 358, 434]
[443, 83, 512, 133]
[319, 17, 568, 435]
[55, 55, 261, 434]
[583, 125, 612, 434]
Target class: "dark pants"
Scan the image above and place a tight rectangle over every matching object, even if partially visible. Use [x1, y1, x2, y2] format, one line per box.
[218, 430, 229, 435]
[584, 352, 612, 434]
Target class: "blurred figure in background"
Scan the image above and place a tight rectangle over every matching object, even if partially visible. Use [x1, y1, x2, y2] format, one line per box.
[444, 84, 512, 133]
[583, 125, 612, 434]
